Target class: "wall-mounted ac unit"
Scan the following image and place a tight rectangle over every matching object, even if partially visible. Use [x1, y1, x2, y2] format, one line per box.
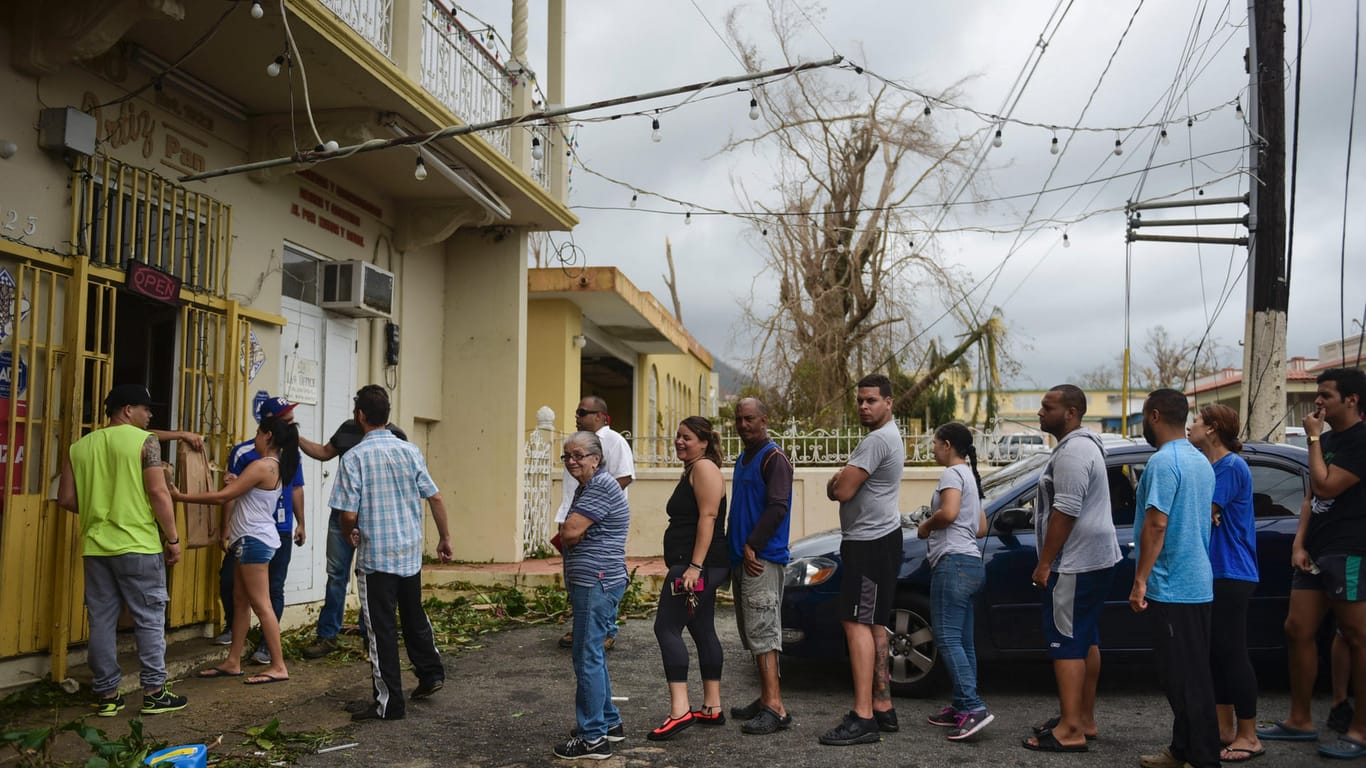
[319, 260, 393, 318]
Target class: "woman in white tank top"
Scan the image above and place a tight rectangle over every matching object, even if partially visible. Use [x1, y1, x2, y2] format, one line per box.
[171, 416, 300, 685]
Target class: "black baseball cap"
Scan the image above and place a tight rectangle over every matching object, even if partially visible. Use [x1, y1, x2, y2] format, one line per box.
[105, 384, 153, 410]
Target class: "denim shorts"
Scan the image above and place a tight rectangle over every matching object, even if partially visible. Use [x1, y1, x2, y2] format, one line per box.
[233, 535, 277, 565]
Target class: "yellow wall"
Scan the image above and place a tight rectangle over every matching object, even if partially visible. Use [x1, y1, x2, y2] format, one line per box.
[435, 229, 527, 562]
[525, 300, 582, 433]
[637, 351, 714, 463]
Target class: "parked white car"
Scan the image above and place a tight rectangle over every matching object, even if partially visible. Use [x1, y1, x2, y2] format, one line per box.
[990, 433, 1049, 462]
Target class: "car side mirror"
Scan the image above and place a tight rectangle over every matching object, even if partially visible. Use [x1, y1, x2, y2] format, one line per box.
[994, 507, 1033, 533]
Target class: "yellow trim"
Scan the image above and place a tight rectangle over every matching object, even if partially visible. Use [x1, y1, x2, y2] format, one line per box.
[290, 0, 578, 230]
[0, 239, 71, 271]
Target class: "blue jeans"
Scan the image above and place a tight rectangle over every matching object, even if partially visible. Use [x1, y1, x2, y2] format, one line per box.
[931, 553, 986, 713]
[570, 580, 625, 741]
[220, 534, 291, 622]
[317, 509, 356, 640]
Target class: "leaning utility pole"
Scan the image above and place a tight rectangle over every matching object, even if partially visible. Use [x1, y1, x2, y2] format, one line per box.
[1240, 0, 1290, 442]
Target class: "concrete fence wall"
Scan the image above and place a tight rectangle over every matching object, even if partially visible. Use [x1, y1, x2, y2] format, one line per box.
[551, 466, 949, 558]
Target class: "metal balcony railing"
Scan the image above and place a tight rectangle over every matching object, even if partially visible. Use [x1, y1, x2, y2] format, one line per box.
[420, 0, 513, 157]
[320, 0, 393, 57]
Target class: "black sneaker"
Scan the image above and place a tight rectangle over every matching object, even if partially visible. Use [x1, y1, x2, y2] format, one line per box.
[411, 679, 444, 700]
[1330, 700, 1355, 734]
[741, 706, 793, 735]
[927, 706, 959, 727]
[553, 735, 611, 760]
[140, 686, 187, 715]
[93, 694, 125, 718]
[558, 630, 574, 649]
[571, 723, 625, 743]
[351, 704, 403, 721]
[874, 707, 899, 733]
[818, 711, 881, 746]
[731, 698, 762, 720]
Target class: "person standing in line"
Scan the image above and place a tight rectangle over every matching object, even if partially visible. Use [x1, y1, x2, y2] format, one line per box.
[557, 396, 635, 650]
[917, 422, 993, 741]
[333, 386, 452, 721]
[56, 384, 188, 717]
[214, 396, 305, 667]
[819, 374, 903, 747]
[1187, 404, 1263, 762]
[553, 431, 631, 761]
[300, 385, 408, 660]
[1257, 367, 1366, 759]
[1130, 388, 1219, 768]
[174, 416, 299, 686]
[648, 416, 729, 741]
[726, 397, 794, 735]
[1023, 385, 1120, 753]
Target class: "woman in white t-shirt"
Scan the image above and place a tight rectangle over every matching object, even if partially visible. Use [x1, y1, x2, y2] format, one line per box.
[172, 417, 299, 686]
[916, 422, 993, 742]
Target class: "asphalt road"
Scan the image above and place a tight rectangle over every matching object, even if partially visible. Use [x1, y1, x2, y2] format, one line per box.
[292, 604, 1340, 768]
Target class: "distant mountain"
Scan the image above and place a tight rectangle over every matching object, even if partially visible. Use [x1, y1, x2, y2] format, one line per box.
[713, 358, 758, 400]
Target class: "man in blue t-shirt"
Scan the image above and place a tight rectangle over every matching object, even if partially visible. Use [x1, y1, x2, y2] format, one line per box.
[215, 395, 305, 665]
[1130, 388, 1218, 768]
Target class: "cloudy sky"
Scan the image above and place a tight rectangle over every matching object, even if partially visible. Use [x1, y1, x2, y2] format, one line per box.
[466, 0, 1364, 388]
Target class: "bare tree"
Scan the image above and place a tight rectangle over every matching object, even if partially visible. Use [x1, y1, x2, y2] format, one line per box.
[1075, 362, 1120, 390]
[1134, 325, 1226, 391]
[725, 3, 986, 424]
[663, 237, 682, 321]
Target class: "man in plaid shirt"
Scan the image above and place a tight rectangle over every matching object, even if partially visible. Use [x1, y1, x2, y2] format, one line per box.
[332, 386, 453, 721]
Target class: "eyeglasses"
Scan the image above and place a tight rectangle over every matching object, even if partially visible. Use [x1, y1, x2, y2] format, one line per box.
[560, 452, 594, 462]
[575, 408, 603, 418]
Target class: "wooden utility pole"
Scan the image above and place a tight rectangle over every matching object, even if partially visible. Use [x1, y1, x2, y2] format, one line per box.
[663, 237, 683, 321]
[1240, 0, 1289, 442]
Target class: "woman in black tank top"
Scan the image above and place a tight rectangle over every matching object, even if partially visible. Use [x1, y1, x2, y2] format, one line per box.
[649, 416, 729, 741]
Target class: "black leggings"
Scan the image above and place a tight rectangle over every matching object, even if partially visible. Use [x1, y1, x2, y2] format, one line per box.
[1210, 578, 1258, 719]
[654, 564, 728, 683]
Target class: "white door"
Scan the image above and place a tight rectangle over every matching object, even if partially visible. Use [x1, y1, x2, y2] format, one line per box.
[280, 298, 356, 604]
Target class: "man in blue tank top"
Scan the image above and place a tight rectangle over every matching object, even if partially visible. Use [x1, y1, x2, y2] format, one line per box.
[727, 397, 794, 735]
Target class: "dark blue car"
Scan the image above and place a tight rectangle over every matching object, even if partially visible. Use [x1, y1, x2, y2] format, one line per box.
[779, 441, 1310, 697]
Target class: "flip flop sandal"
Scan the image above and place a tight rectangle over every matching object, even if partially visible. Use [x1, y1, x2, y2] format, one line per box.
[1032, 716, 1097, 740]
[1220, 746, 1267, 762]
[1256, 720, 1318, 742]
[195, 667, 243, 679]
[1319, 736, 1366, 759]
[1022, 730, 1088, 753]
[244, 673, 289, 685]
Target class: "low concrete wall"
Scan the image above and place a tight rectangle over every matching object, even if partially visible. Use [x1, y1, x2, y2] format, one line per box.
[552, 466, 948, 557]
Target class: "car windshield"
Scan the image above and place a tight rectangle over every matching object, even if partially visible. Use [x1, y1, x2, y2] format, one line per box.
[981, 452, 1050, 503]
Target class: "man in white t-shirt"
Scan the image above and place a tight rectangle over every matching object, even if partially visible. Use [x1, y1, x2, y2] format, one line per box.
[557, 396, 635, 649]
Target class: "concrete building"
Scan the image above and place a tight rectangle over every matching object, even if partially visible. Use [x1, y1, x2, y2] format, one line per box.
[0, 0, 572, 683]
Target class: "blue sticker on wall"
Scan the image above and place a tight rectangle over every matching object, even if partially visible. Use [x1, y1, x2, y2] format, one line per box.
[0, 352, 28, 400]
[252, 390, 269, 424]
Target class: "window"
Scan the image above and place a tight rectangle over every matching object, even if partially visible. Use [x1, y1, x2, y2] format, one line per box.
[1108, 462, 1145, 528]
[1249, 461, 1306, 518]
[282, 246, 319, 304]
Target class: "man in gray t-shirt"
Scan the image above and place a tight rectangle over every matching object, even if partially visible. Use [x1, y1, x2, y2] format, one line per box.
[819, 374, 905, 747]
[1023, 385, 1121, 753]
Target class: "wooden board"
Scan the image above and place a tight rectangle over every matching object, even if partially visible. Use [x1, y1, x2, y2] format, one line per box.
[176, 444, 218, 548]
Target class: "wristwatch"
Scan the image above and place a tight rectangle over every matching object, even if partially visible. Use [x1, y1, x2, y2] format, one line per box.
[1307, 435, 1321, 445]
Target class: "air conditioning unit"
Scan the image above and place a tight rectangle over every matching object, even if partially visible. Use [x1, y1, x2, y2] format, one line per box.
[318, 260, 393, 318]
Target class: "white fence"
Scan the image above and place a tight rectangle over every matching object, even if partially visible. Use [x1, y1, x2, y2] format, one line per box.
[420, 0, 514, 157]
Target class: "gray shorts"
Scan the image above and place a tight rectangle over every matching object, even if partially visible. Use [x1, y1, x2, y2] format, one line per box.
[734, 560, 784, 655]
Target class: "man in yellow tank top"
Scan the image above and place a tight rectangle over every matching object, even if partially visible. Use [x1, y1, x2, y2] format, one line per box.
[57, 384, 188, 717]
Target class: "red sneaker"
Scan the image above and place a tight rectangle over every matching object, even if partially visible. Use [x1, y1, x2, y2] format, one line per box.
[647, 712, 695, 741]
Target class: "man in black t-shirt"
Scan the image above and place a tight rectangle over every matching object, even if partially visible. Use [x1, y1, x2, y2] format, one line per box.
[1259, 368, 1366, 759]
[300, 385, 408, 660]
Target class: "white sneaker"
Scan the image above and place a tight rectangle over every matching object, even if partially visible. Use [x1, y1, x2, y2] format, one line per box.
[211, 631, 232, 645]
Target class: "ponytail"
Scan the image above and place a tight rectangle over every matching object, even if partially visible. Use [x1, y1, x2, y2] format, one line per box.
[935, 421, 985, 499]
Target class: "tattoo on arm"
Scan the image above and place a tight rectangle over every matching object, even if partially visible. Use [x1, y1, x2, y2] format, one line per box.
[141, 436, 161, 469]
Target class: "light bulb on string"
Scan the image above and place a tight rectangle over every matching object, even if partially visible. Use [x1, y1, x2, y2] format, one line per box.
[629, 193, 638, 208]
[1234, 99, 1243, 120]
[250, 0, 264, 19]
[923, 103, 932, 116]
[1160, 129, 1170, 145]
[992, 128, 1003, 148]
[1049, 136, 1059, 155]
[1187, 117, 1194, 128]
[414, 156, 428, 181]
[748, 98, 760, 121]
[323, 140, 339, 153]
[266, 56, 283, 77]
[1113, 138, 1123, 156]
[651, 118, 662, 143]
[531, 136, 543, 161]
[1062, 232, 1071, 248]
[684, 211, 691, 226]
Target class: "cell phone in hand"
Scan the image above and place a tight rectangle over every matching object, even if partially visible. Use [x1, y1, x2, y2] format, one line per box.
[672, 577, 704, 595]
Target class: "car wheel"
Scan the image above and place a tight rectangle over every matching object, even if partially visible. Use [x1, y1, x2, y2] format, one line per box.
[886, 592, 946, 698]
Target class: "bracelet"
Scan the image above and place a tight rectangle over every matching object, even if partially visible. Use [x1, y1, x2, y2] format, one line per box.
[165, 538, 179, 546]
[689, 562, 704, 571]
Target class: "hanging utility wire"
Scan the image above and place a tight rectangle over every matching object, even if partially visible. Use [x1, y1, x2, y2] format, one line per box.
[178, 55, 843, 182]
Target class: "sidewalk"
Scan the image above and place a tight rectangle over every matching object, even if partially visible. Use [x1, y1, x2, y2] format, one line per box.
[424, 555, 670, 590]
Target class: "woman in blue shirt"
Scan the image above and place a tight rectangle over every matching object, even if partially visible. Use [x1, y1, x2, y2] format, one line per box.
[1188, 404, 1262, 762]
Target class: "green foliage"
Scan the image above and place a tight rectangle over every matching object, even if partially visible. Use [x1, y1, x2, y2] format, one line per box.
[2, 716, 166, 768]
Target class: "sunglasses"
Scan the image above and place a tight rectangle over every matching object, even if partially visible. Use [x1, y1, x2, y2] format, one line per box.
[575, 408, 603, 418]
